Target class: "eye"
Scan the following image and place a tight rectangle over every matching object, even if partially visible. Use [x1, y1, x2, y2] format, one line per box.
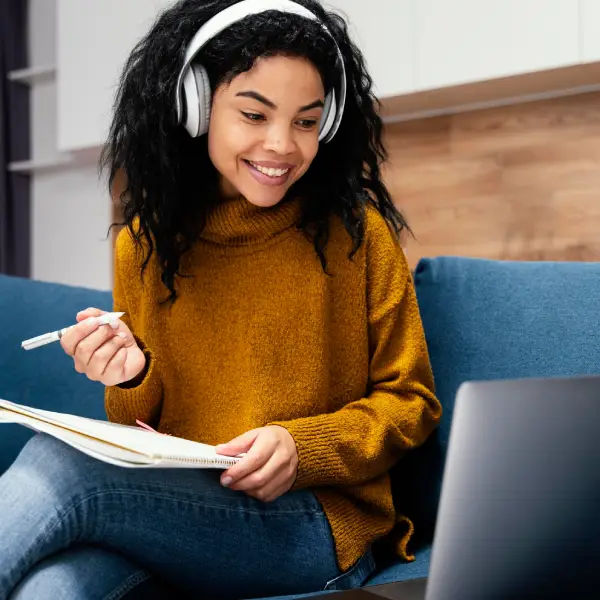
[241, 112, 265, 122]
[297, 119, 318, 130]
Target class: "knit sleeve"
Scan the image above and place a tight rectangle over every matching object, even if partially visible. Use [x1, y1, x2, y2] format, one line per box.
[104, 227, 163, 427]
[271, 209, 442, 489]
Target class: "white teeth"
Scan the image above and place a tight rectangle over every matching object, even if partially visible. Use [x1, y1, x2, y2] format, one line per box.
[249, 161, 290, 177]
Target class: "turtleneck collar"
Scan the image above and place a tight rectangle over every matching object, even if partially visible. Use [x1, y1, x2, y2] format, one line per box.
[199, 196, 302, 253]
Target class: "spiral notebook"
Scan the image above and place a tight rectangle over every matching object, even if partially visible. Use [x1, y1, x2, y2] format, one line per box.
[0, 399, 240, 469]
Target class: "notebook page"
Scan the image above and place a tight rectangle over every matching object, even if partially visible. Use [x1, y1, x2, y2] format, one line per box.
[0, 409, 230, 468]
[0, 409, 155, 465]
[0, 399, 237, 465]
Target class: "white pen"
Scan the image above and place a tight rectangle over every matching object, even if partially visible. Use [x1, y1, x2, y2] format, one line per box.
[21, 312, 126, 351]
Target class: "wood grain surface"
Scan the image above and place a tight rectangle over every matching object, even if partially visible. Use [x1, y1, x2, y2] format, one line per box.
[384, 92, 600, 267]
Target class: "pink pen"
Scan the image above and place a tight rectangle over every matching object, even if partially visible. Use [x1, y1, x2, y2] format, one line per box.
[136, 420, 171, 436]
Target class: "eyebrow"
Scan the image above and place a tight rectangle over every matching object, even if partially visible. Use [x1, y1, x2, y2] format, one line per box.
[235, 90, 324, 112]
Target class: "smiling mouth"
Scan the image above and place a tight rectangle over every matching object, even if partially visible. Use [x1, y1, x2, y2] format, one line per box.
[243, 160, 294, 187]
[245, 160, 291, 178]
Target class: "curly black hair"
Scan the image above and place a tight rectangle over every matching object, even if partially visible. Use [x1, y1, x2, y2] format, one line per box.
[101, 0, 410, 303]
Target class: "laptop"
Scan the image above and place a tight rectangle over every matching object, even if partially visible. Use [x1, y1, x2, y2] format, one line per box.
[313, 376, 600, 600]
[424, 375, 600, 599]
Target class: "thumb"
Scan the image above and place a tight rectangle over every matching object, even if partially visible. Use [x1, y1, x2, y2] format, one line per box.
[216, 429, 261, 456]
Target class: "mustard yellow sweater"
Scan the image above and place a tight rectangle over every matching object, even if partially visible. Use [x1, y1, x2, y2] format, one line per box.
[105, 197, 442, 572]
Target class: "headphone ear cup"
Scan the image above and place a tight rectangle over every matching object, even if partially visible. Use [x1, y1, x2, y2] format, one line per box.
[319, 90, 337, 143]
[192, 63, 212, 136]
[182, 64, 211, 137]
[182, 66, 200, 137]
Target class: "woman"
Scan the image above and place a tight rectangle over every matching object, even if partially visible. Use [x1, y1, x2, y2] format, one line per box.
[0, 1, 441, 598]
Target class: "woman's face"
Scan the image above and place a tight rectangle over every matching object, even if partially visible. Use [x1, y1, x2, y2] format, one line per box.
[208, 55, 325, 208]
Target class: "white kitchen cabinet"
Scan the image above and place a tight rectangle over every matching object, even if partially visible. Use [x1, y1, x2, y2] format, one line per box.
[56, 0, 587, 151]
[580, 0, 600, 62]
[57, 0, 415, 152]
[57, 0, 175, 152]
[326, 0, 415, 97]
[414, 0, 580, 91]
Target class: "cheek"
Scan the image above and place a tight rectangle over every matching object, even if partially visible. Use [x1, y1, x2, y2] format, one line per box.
[296, 136, 320, 176]
[207, 122, 239, 173]
[207, 105, 252, 174]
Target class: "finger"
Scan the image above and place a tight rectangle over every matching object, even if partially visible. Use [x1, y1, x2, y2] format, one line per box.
[244, 464, 291, 502]
[73, 325, 120, 371]
[102, 346, 128, 384]
[86, 334, 127, 381]
[106, 320, 137, 346]
[268, 482, 294, 503]
[61, 316, 105, 357]
[229, 454, 286, 494]
[216, 429, 260, 457]
[221, 434, 273, 486]
[248, 479, 290, 503]
[75, 307, 107, 323]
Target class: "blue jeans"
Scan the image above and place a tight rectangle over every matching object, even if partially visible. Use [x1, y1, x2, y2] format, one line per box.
[0, 434, 375, 600]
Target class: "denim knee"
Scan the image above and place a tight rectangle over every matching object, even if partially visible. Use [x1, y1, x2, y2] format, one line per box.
[10, 546, 151, 600]
[8, 433, 98, 507]
[15, 434, 93, 476]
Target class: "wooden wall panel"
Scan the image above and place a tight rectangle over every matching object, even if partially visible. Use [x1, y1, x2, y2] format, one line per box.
[385, 91, 600, 268]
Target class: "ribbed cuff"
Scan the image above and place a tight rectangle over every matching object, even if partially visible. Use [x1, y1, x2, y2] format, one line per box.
[270, 415, 349, 490]
[105, 341, 163, 426]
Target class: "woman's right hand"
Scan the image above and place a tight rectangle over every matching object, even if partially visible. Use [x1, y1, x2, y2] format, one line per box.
[60, 307, 147, 387]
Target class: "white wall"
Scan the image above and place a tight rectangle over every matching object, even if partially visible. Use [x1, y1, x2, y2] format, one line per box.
[581, 0, 600, 62]
[26, 0, 598, 292]
[57, 0, 174, 152]
[55, 0, 594, 154]
[28, 0, 112, 291]
[327, 0, 414, 98]
[414, 0, 579, 90]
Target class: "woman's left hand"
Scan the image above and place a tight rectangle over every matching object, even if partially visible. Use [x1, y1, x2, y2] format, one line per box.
[216, 426, 298, 503]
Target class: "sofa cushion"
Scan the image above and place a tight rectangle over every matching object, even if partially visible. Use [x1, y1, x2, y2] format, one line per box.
[0, 274, 112, 475]
[395, 257, 600, 543]
[366, 545, 431, 586]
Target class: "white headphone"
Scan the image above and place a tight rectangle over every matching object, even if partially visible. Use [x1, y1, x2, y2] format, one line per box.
[174, 0, 347, 143]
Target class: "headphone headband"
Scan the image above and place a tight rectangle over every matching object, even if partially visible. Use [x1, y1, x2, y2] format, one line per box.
[175, 0, 346, 143]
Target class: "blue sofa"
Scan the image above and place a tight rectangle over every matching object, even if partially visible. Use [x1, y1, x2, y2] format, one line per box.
[1, 256, 599, 596]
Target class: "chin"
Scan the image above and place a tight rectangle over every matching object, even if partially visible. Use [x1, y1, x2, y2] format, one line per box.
[238, 181, 291, 208]
[243, 194, 287, 208]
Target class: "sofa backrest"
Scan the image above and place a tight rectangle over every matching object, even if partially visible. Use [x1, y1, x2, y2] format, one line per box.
[3, 258, 600, 542]
[395, 257, 600, 544]
[0, 274, 112, 474]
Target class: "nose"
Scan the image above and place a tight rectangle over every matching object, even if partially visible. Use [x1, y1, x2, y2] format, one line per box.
[262, 121, 296, 155]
